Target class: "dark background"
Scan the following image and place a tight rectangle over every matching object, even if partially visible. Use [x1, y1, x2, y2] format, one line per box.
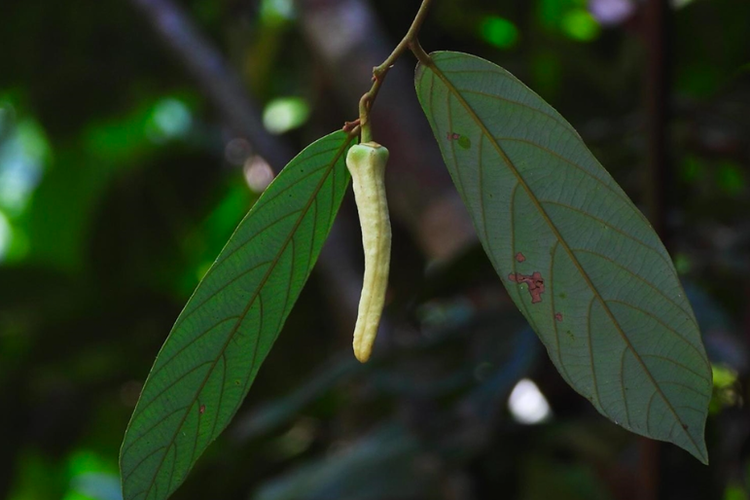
[1, 0, 749, 499]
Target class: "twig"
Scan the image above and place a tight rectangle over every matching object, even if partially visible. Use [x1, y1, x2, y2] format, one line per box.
[356, 0, 434, 142]
[128, 0, 295, 170]
[639, 0, 673, 497]
[643, 0, 672, 245]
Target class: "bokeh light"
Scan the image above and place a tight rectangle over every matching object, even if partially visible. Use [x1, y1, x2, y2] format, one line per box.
[0, 210, 11, 261]
[0, 116, 48, 215]
[146, 98, 192, 142]
[244, 155, 275, 193]
[479, 16, 520, 49]
[262, 97, 310, 134]
[508, 378, 553, 425]
[260, 0, 295, 25]
[562, 8, 601, 41]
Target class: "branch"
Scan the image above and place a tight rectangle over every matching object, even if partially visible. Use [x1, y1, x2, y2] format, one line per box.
[297, 0, 476, 261]
[639, 0, 673, 496]
[357, 0, 434, 141]
[129, 0, 295, 170]
[643, 0, 673, 245]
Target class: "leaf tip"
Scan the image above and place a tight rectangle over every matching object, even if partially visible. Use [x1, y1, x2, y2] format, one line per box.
[690, 439, 710, 466]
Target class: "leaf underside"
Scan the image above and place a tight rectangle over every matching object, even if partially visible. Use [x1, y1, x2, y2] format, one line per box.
[415, 51, 711, 462]
[120, 131, 355, 500]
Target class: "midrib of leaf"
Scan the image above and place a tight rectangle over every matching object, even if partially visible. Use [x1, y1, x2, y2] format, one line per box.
[133, 177, 326, 403]
[123, 168, 337, 448]
[421, 60, 706, 460]
[128, 136, 354, 498]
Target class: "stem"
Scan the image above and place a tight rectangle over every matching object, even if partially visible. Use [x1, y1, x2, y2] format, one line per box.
[409, 39, 433, 67]
[638, 0, 672, 496]
[644, 0, 672, 247]
[375, 0, 434, 74]
[355, 0, 434, 141]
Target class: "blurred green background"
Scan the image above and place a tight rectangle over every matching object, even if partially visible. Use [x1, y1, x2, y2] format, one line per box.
[1, 0, 749, 499]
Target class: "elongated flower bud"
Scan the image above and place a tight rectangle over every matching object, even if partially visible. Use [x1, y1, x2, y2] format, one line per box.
[346, 142, 391, 363]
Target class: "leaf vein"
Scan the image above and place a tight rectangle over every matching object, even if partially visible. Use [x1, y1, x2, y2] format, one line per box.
[458, 88, 576, 135]
[427, 62, 706, 460]
[569, 247, 696, 323]
[606, 299, 710, 368]
[126, 136, 353, 499]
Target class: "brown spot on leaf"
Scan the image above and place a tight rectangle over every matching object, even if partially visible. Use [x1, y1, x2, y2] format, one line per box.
[555, 312, 563, 322]
[515, 252, 526, 263]
[199, 404, 206, 415]
[508, 271, 545, 304]
[446, 132, 461, 141]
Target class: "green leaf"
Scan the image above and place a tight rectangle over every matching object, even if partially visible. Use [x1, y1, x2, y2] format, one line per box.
[415, 51, 711, 462]
[119, 131, 355, 500]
